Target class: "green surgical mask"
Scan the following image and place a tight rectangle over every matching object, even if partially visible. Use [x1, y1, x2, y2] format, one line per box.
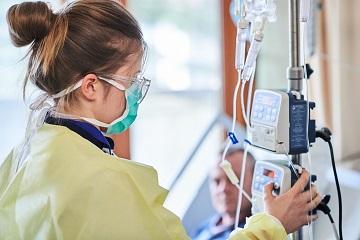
[105, 85, 141, 134]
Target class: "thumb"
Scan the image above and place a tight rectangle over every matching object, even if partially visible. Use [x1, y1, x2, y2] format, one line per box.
[263, 182, 275, 200]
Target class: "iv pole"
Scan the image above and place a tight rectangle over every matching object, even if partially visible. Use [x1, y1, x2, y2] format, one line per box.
[288, 0, 304, 239]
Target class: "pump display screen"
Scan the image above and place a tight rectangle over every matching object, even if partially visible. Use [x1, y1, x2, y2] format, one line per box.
[263, 169, 275, 178]
[259, 95, 276, 106]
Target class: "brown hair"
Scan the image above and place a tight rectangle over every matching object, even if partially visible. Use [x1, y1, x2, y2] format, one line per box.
[7, 0, 145, 102]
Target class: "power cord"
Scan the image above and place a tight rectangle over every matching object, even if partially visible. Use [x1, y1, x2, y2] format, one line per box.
[315, 195, 340, 240]
[316, 127, 343, 240]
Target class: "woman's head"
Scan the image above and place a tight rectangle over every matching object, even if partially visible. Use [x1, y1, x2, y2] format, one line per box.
[7, 0, 146, 123]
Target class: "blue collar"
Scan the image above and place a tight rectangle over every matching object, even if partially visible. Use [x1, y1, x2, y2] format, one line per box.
[208, 214, 245, 231]
[192, 214, 246, 240]
[45, 115, 114, 154]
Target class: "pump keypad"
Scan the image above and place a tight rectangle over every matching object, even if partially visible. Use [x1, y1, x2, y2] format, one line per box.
[252, 92, 281, 125]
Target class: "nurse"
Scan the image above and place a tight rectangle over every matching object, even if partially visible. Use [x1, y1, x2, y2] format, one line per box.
[0, 0, 321, 239]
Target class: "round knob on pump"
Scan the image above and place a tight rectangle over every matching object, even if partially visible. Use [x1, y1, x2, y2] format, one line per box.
[272, 182, 281, 195]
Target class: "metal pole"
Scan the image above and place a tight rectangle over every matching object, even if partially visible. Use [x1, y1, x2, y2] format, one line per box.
[287, 0, 304, 240]
[290, 230, 303, 240]
[287, 0, 304, 92]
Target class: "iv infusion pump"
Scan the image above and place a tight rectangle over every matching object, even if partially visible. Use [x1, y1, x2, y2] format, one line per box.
[249, 89, 315, 155]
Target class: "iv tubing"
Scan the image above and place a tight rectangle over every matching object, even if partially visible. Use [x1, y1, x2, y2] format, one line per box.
[235, 142, 249, 228]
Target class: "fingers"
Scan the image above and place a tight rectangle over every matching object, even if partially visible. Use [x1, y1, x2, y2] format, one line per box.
[305, 214, 319, 224]
[299, 185, 318, 202]
[263, 182, 275, 201]
[306, 194, 322, 212]
[290, 170, 310, 194]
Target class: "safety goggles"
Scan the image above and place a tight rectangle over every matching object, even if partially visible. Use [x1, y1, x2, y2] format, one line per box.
[52, 73, 151, 104]
[98, 74, 151, 104]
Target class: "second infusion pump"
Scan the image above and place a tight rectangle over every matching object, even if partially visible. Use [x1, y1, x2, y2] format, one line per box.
[251, 160, 292, 213]
[250, 89, 310, 155]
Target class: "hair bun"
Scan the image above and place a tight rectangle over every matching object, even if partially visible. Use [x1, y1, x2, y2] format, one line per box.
[7, 1, 55, 47]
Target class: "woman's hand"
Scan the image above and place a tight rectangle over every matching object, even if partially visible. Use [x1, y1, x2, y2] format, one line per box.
[263, 170, 322, 234]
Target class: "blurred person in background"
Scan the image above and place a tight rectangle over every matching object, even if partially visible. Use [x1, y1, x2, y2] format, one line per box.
[192, 145, 255, 240]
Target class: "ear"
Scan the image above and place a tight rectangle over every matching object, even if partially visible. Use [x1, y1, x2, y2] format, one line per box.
[80, 73, 100, 101]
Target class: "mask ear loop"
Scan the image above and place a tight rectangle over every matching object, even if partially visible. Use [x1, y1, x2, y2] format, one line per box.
[52, 80, 83, 99]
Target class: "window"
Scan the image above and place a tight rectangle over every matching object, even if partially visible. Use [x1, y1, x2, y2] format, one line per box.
[128, 0, 223, 191]
[256, 0, 288, 90]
